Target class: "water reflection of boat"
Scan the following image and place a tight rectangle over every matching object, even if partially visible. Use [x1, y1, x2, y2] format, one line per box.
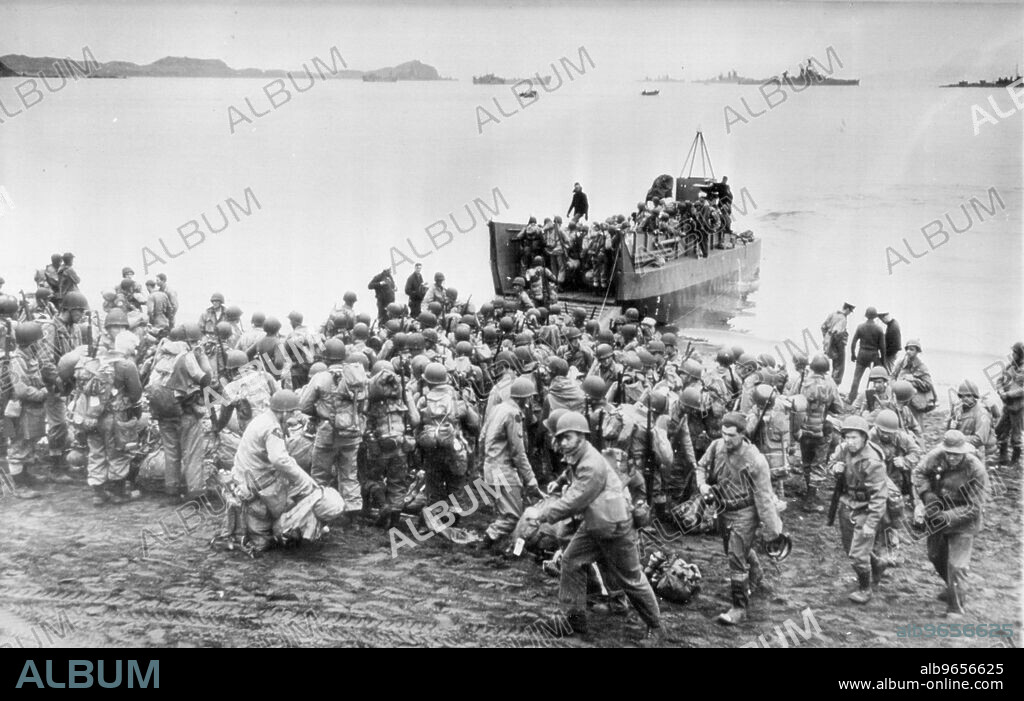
[641, 89, 660, 96]
[488, 131, 761, 325]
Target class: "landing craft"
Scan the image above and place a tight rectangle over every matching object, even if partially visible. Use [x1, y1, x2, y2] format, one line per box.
[489, 131, 761, 325]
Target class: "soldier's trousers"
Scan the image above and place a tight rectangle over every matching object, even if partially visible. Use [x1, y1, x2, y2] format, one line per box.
[847, 352, 880, 403]
[838, 503, 886, 575]
[312, 441, 362, 512]
[158, 412, 207, 495]
[799, 433, 828, 488]
[44, 392, 68, 457]
[422, 444, 468, 505]
[559, 523, 661, 629]
[484, 484, 523, 541]
[995, 408, 1022, 449]
[362, 445, 409, 512]
[828, 351, 846, 386]
[721, 506, 761, 592]
[243, 486, 345, 551]
[86, 414, 130, 487]
[926, 531, 973, 610]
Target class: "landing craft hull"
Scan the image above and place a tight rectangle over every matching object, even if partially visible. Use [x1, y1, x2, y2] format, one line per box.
[489, 221, 761, 326]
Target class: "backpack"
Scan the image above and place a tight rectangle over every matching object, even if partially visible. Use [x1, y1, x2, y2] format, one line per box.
[145, 343, 191, 419]
[417, 385, 459, 449]
[329, 364, 368, 439]
[69, 355, 116, 430]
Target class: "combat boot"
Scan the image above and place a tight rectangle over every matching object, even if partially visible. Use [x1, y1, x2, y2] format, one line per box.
[46, 454, 75, 484]
[801, 486, 824, 514]
[848, 570, 873, 604]
[716, 581, 749, 625]
[871, 558, 889, 586]
[997, 444, 1009, 467]
[1012, 447, 1022, 468]
[92, 485, 109, 507]
[105, 480, 129, 505]
[637, 625, 667, 648]
[9, 470, 42, 500]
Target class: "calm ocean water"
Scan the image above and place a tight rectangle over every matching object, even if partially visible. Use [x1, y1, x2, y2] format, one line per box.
[1, 76, 1020, 400]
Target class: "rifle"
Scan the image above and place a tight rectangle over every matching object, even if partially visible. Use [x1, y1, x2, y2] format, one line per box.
[827, 469, 845, 527]
[615, 370, 625, 405]
[643, 401, 655, 506]
[17, 290, 31, 320]
[751, 387, 776, 448]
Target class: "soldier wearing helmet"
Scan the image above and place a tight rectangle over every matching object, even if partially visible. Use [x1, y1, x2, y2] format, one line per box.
[364, 359, 420, 529]
[745, 384, 795, 509]
[424, 271, 448, 312]
[283, 311, 321, 390]
[891, 339, 935, 422]
[216, 349, 282, 434]
[830, 415, 889, 604]
[415, 362, 480, 506]
[237, 312, 267, 354]
[199, 293, 226, 338]
[543, 356, 586, 417]
[299, 339, 369, 519]
[797, 354, 845, 513]
[994, 342, 1024, 466]
[481, 376, 543, 547]
[3, 322, 51, 498]
[588, 343, 623, 392]
[527, 411, 665, 643]
[912, 430, 989, 617]
[226, 389, 345, 553]
[870, 408, 923, 532]
[695, 411, 783, 625]
[946, 380, 996, 463]
[555, 326, 593, 377]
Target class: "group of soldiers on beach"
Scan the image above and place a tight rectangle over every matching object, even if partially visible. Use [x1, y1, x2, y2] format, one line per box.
[1, 256, 1021, 645]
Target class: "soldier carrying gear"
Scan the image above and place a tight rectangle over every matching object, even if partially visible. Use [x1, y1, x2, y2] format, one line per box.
[696, 411, 783, 625]
[870, 408, 922, 536]
[481, 376, 543, 547]
[217, 349, 281, 435]
[415, 362, 480, 507]
[995, 341, 1024, 467]
[364, 362, 420, 528]
[912, 430, 989, 618]
[947, 379, 996, 463]
[830, 415, 889, 604]
[299, 340, 368, 520]
[4, 322, 50, 499]
[797, 353, 845, 513]
[225, 390, 345, 554]
[745, 384, 794, 510]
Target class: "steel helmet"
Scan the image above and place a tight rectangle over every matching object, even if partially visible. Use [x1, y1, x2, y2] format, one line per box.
[324, 339, 347, 361]
[564, 326, 582, 341]
[422, 328, 439, 345]
[584, 320, 600, 336]
[353, 322, 370, 341]
[510, 376, 536, 398]
[753, 384, 776, 407]
[481, 325, 498, 343]
[572, 307, 587, 321]
[411, 355, 431, 376]
[424, 362, 449, 385]
[182, 322, 203, 342]
[454, 324, 472, 342]
[809, 354, 830, 373]
[372, 359, 393, 375]
[621, 352, 643, 371]
[647, 340, 666, 354]
[269, 389, 300, 412]
[62, 291, 88, 311]
[498, 316, 515, 334]
[681, 386, 704, 411]
[956, 380, 979, 398]
[417, 311, 437, 329]
[730, 345, 745, 362]
[525, 308, 540, 321]
[595, 343, 614, 360]
[874, 409, 900, 433]
[625, 308, 640, 322]
[384, 319, 401, 335]
[545, 408, 568, 436]
[355, 312, 372, 327]
[716, 348, 734, 366]
[554, 411, 590, 436]
[309, 361, 328, 376]
[582, 375, 608, 400]
[891, 380, 915, 402]
[547, 356, 569, 377]
[225, 350, 249, 369]
[904, 339, 922, 352]
[491, 297, 506, 310]
[637, 348, 657, 368]
[57, 350, 82, 382]
[169, 325, 186, 342]
[343, 291, 358, 304]
[434, 272, 445, 282]
[620, 324, 637, 339]
[736, 352, 758, 371]
[14, 322, 43, 345]
[455, 340, 473, 357]
[869, 366, 889, 381]
[596, 330, 615, 346]
[215, 320, 234, 341]
[406, 332, 425, 351]
[941, 429, 970, 454]
[251, 312, 266, 326]
[445, 287, 459, 302]
[65, 448, 87, 469]
[756, 353, 776, 369]
[646, 389, 669, 414]
[513, 346, 537, 371]
[386, 302, 403, 317]
[104, 309, 129, 329]
[225, 305, 243, 321]
[681, 359, 703, 380]
[479, 302, 494, 317]
[514, 332, 532, 347]
[425, 303, 443, 319]
[840, 415, 871, 438]
[288, 310, 304, 324]
[100, 288, 116, 302]
[0, 295, 19, 316]
[764, 533, 792, 562]
[661, 332, 678, 348]
[210, 292, 225, 304]
[494, 350, 516, 372]
[865, 306, 877, 319]
[512, 276, 525, 288]
[391, 332, 407, 350]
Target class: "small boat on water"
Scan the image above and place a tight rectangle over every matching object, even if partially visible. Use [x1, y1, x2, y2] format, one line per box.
[489, 131, 761, 325]
[641, 89, 660, 96]
[518, 89, 538, 98]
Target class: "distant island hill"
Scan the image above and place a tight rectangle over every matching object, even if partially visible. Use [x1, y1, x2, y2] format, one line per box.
[0, 54, 449, 80]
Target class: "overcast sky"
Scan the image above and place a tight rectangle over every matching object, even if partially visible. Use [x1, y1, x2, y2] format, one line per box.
[1, 0, 1021, 83]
